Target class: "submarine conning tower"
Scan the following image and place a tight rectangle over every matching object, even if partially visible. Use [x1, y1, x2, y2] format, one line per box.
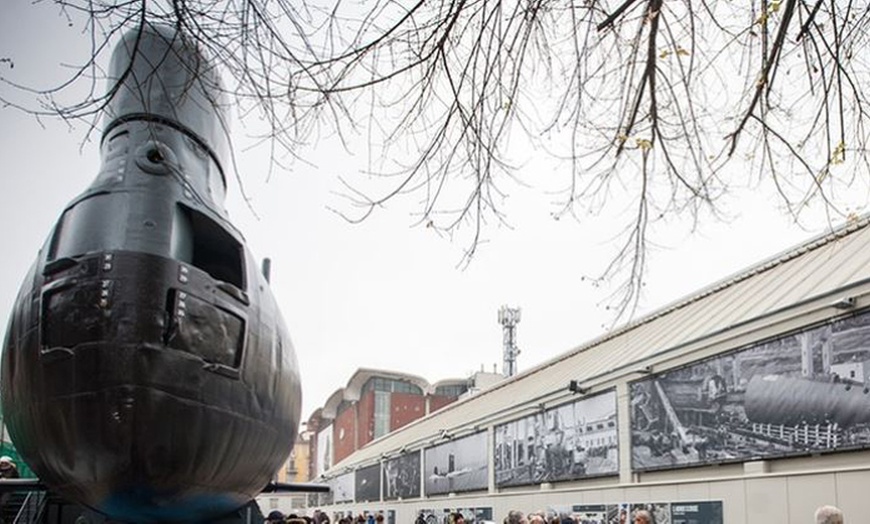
[101, 24, 232, 209]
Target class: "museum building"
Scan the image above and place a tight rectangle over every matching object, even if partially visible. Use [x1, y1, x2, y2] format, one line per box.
[307, 218, 870, 524]
[306, 369, 505, 480]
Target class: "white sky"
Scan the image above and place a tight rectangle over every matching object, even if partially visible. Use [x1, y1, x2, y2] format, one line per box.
[0, 1, 857, 423]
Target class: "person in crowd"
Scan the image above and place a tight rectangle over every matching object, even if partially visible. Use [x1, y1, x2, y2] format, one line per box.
[527, 512, 546, 524]
[266, 510, 286, 524]
[633, 510, 652, 524]
[617, 508, 627, 524]
[450, 512, 466, 524]
[0, 457, 19, 479]
[504, 510, 527, 524]
[815, 505, 844, 524]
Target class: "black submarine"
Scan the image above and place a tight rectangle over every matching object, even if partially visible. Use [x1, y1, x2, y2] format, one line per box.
[1, 24, 315, 523]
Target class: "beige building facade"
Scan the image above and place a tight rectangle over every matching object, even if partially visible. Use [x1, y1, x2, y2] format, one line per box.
[308, 218, 870, 524]
[258, 430, 313, 515]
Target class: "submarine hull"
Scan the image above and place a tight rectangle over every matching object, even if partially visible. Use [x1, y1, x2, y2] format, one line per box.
[744, 375, 870, 427]
[1, 25, 301, 523]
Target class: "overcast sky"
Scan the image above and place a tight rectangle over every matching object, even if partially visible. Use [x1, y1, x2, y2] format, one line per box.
[0, 1, 851, 423]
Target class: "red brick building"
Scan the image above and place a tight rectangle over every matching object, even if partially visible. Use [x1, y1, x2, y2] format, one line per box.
[307, 369, 502, 479]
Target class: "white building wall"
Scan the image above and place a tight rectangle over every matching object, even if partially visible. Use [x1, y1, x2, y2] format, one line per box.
[313, 457, 870, 523]
[310, 221, 870, 524]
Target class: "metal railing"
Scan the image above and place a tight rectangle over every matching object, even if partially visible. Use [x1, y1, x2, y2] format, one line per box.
[12, 491, 46, 524]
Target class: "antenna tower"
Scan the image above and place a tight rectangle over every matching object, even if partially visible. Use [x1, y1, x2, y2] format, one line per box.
[498, 305, 521, 377]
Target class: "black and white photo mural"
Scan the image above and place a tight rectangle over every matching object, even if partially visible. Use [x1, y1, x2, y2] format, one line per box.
[318, 481, 334, 505]
[494, 389, 618, 487]
[424, 431, 488, 495]
[383, 450, 421, 500]
[671, 501, 723, 524]
[631, 308, 870, 471]
[355, 463, 381, 502]
[565, 501, 721, 524]
[630, 503, 671, 524]
[316, 424, 334, 477]
[328, 472, 354, 504]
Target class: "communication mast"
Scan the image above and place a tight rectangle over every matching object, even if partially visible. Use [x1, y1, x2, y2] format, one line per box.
[498, 306, 521, 377]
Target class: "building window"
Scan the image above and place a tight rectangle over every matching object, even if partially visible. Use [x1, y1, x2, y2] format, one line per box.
[363, 377, 423, 395]
[374, 390, 390, 438]
[434, 384, 468, 397]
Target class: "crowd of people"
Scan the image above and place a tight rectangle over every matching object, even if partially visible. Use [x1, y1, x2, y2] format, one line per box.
[265, 504, 845, 524]
[500, 506, 846, 524]
[266, 509, 388, 524]
[269, 508, 666, 524]
[499, 508, 643, 524]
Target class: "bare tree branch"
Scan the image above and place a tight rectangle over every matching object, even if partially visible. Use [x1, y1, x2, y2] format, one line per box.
[3, 0, 870, 320]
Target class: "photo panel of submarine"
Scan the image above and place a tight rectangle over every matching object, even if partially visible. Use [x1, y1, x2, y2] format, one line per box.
[630, 307, 870, 470]
[425, 431, 489, 495]
[494, 390, 618, 487]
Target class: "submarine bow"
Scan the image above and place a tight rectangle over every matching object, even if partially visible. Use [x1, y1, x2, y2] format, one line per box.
[1, 24, 301, 523]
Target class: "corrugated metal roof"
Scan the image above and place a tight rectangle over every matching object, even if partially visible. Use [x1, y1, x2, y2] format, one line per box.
[326, 217, 870, 474]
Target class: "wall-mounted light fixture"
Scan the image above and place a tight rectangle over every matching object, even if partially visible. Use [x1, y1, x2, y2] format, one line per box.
[567, 380, 588, 395]
[833, 296, 857, 310]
